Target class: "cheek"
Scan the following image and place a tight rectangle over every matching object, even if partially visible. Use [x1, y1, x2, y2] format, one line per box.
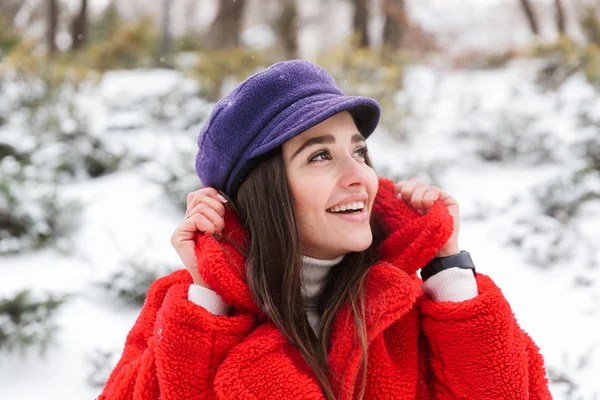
[365, 167, 379, 196]
[288, 174, 329, 225]
[292, 182, 327, 217]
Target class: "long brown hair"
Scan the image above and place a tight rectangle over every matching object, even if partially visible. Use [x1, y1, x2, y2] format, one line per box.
[227, 147, 386, 400]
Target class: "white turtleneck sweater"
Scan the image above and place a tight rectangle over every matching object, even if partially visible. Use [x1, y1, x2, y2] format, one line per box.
[300, 255, 344, 333]
[187, 255, 478, 333]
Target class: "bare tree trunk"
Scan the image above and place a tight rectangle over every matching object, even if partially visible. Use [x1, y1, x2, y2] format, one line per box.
[71, 0, 88, 51]
[184, 0, 199, 34]
[47, 0, 58, 54]
[352, 0, 370, 47]
[0, 0, 24, 27]
[520, 0, 540, 36]
[205, 0, 247, 50]
[555, 0, 566, 34]
[161, 0, 172, 56]
[277, 0, 298, 59]
[382, 0, 406, 50]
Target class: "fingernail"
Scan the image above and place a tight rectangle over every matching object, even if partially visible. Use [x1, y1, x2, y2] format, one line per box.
[217, 194, 228, 203]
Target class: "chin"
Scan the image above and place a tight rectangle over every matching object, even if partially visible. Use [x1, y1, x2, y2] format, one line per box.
[342, 233, 373, 253]
[305, 229, 374, 258]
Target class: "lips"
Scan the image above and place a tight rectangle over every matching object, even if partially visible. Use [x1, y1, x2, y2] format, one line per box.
[326, 193, 369, 212]
[328, 201, 365, 213]
[327, 206, 369, 223]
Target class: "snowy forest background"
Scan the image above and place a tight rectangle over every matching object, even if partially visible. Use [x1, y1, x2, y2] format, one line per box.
[1, 0, 600, 398]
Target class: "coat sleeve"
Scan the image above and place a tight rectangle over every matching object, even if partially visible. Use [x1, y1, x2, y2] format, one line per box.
[98, 269, 257, 400]
[417, 273, 552, 400]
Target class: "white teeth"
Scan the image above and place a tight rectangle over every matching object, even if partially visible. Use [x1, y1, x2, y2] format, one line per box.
[328, 201, 365, 213]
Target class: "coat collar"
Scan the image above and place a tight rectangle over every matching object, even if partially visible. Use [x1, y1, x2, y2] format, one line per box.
[193, 177, 453, 315]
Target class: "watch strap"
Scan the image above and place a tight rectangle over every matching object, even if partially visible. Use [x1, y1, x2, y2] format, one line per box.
[421, 250, 476, 283]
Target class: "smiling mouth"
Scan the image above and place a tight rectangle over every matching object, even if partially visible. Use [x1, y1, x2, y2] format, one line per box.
[325, 206, 369, 223]
[326, 201, 365, 214]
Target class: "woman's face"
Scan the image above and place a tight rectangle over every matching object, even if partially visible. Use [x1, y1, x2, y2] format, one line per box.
[282, 111, 378, 260]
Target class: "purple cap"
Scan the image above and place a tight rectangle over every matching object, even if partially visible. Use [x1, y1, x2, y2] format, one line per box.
[195, 60, 381, 197]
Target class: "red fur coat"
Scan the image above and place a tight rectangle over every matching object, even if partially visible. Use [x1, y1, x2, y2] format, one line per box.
[99, 178, 551, 400]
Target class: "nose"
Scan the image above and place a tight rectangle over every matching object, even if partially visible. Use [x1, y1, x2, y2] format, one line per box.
[336, 153, 370, 189]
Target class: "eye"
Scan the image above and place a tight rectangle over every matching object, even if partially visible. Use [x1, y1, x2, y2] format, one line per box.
[354, 146, 368, 159]
[308, 149, 331, 163]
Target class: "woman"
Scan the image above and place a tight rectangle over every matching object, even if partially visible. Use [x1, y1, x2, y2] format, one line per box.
[99, 60, 551, 400]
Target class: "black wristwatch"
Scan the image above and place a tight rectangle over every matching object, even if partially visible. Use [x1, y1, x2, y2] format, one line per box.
[420, 250, 476, 283]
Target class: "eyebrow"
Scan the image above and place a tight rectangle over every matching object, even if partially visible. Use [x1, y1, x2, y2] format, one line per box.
[290, 133, 365, 160]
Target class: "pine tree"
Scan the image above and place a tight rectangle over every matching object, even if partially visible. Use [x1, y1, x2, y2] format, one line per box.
[0, 290, 68, 357]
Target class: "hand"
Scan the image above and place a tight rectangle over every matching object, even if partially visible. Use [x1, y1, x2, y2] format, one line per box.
[394, 178, 460, 258]
[170, 187, 228, 286]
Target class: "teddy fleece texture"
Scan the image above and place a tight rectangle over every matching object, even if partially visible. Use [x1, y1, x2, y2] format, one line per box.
[99, 178, 551, 400]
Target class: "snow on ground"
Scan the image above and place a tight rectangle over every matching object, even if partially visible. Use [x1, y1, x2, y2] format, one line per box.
[0, 169, 187, 399]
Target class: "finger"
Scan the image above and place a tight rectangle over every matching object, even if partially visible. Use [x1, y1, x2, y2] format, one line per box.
[438, 190, 458, 207]
[171, 216, 214, 250]
[187, 187, 227, 212]
[398, 177, 420, 202]
[191, 212, 218, 235]
[188, 194, 226, 218]
[191, 203, 225, 234]
[410, 185, 429, 210]
[394, 180, 408, 196]
[171, 227, 194, 247]
[200, 187, 228, 204]
[422, 187, 441, 208]
[179, 210, 217, 235]
[187, 188, 213, 211]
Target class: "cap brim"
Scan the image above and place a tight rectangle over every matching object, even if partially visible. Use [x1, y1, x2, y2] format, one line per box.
[250, 93, 381, 158]
[227, 93, 381, 196]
